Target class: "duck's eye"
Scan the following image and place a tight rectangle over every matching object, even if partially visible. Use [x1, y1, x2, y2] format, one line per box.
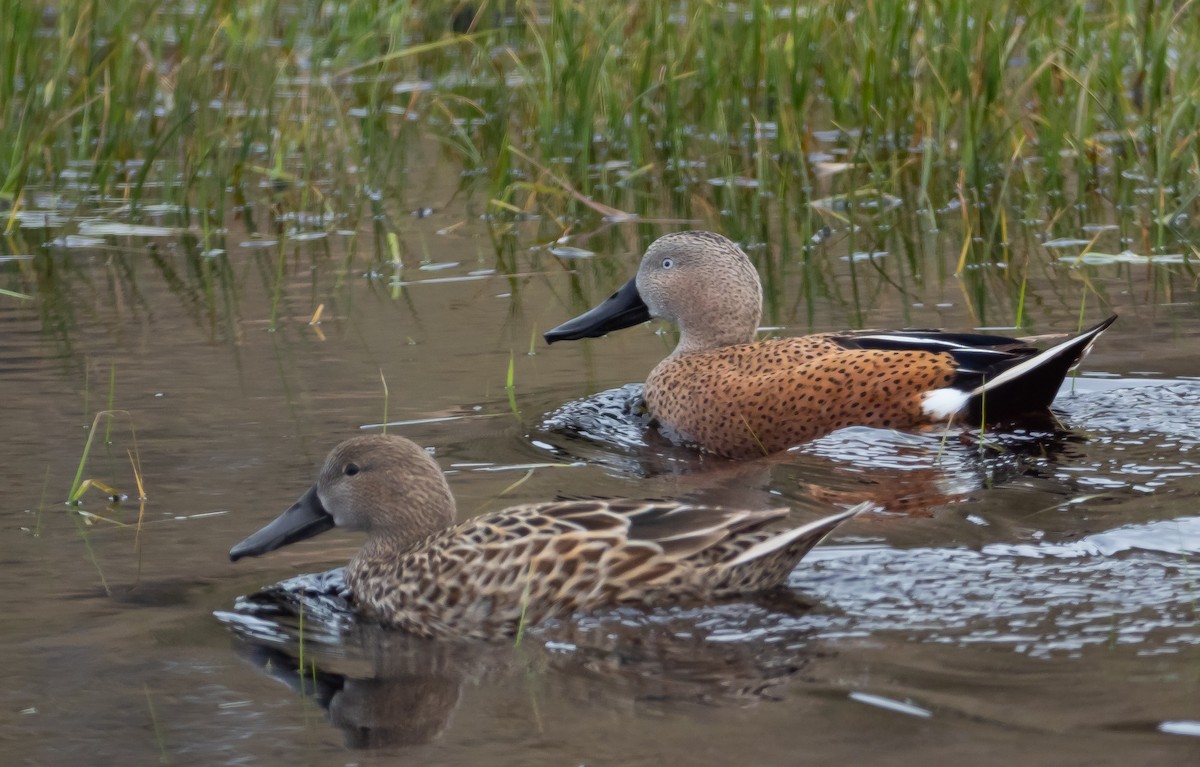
[661, 258, 674, 269]
[344, 463, 360, 477]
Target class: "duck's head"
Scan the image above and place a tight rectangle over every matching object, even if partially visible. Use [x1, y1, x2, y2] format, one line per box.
[229, 435, 456, 562]
[544, 231, 762, 354]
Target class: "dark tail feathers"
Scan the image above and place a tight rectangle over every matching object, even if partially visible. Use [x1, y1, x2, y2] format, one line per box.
[966, 315, 1117, 422]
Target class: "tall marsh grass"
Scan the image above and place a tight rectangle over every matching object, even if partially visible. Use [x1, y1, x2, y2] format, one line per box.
[2, 1, 1197, 322]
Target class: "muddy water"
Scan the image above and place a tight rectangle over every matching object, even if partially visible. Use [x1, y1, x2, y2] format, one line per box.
[2, 203, 1199, 765]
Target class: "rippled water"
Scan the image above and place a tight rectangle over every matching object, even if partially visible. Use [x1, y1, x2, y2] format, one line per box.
[2, 201, 1199, 765]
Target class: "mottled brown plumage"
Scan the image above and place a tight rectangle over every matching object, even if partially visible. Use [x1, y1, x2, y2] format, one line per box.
[229, 435, 861, 639]
[546, 231, 1116, 458]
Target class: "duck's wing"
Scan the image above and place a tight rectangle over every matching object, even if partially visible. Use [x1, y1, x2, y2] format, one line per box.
[528, 499, 786, 557]
[491, 500, 855, 595]
[447, 500, 761, 545]
[832, 316, 1117, 420]
[390, 501, 858, 634]
[832, 327, 1039, 377]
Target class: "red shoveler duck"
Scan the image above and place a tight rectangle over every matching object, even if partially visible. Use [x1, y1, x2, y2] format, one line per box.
[230, 434, 862, 639]
[545, 231, 1116, 459]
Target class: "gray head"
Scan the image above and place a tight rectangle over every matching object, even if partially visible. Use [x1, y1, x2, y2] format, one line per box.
[229, 435, 457, 561]
[543, 231, 762, 355]
[635, 232, 763, 354]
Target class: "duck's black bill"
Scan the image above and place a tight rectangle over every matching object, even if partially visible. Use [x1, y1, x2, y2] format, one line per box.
[229, 484, 335, 562]
[544, 277, 650, 344]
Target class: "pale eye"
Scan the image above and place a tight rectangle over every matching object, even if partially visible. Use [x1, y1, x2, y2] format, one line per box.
[661, 258, 674, 269]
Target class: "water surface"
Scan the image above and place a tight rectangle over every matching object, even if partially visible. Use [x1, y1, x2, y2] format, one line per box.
[2, 200, 1198, 765]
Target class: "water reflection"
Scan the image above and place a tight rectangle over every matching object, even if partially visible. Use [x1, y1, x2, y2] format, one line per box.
[541, 377, 1199, 465]
[230, 629, 484, 749]
[534, 380, 1149, 515]
[218, 571, 833, 749]
[2, 157, 1198, 764]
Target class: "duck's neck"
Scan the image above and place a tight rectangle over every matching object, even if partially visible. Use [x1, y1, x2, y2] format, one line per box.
[354, 482, 456, 567]
[349, 526, 437, 587]
[356, 530, 413, 560]
[668, 286, 761, 355]
[673, 324, 758, 356]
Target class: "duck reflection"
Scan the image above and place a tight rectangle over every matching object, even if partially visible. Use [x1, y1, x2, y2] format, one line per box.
[219, 570, 829, 749]
[537, 383, 1082, 514]
[233, 639, 467, 748]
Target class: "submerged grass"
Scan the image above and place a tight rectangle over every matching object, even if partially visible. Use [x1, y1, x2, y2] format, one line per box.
[65, 406, 147, 590]
[2, 1, 1198, 325]
[34, 465, 51, 537]
[69, 508, 111, 595]
[144, 683, 171, 766]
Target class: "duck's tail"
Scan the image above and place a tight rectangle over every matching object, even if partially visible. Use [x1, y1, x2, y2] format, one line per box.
[963, 314, 1117, 423]
[718, 503, 866, 594]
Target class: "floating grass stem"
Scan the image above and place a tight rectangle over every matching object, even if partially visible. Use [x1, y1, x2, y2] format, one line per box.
[505, 351, 519, 418]
[514, 562, 534, 649]
[1015, 270, 1029, 329]
[498, 468, 536, 498]
[104, 363, 115, 445]
[68, 412, 111, 504]
[128, 449, 146, 501]
[738, 413, 769, 457]
[34, 465, 50, 537]
[379, 369, 390, 436]
[268, 243, 286, 332]
[297, 599, 305, 692]
[977, 383, 988, 455]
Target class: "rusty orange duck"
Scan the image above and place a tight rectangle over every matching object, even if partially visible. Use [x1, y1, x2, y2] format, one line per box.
[545, 231, 1116, 459]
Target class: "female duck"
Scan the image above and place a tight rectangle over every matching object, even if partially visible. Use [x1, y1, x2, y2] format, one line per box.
[230, 434, 860, 639]
[546, 231, 1116, 458]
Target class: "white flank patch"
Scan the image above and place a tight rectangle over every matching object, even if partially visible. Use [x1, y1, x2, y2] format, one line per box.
[922, 387, 970, 419]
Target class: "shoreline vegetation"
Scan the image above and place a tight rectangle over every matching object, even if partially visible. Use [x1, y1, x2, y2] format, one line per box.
[1, 1, 1197, 327]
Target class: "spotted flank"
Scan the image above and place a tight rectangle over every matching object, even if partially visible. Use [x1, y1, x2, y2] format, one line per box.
[229, 435, 862, 639]
[545, 231, 1116, 458]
